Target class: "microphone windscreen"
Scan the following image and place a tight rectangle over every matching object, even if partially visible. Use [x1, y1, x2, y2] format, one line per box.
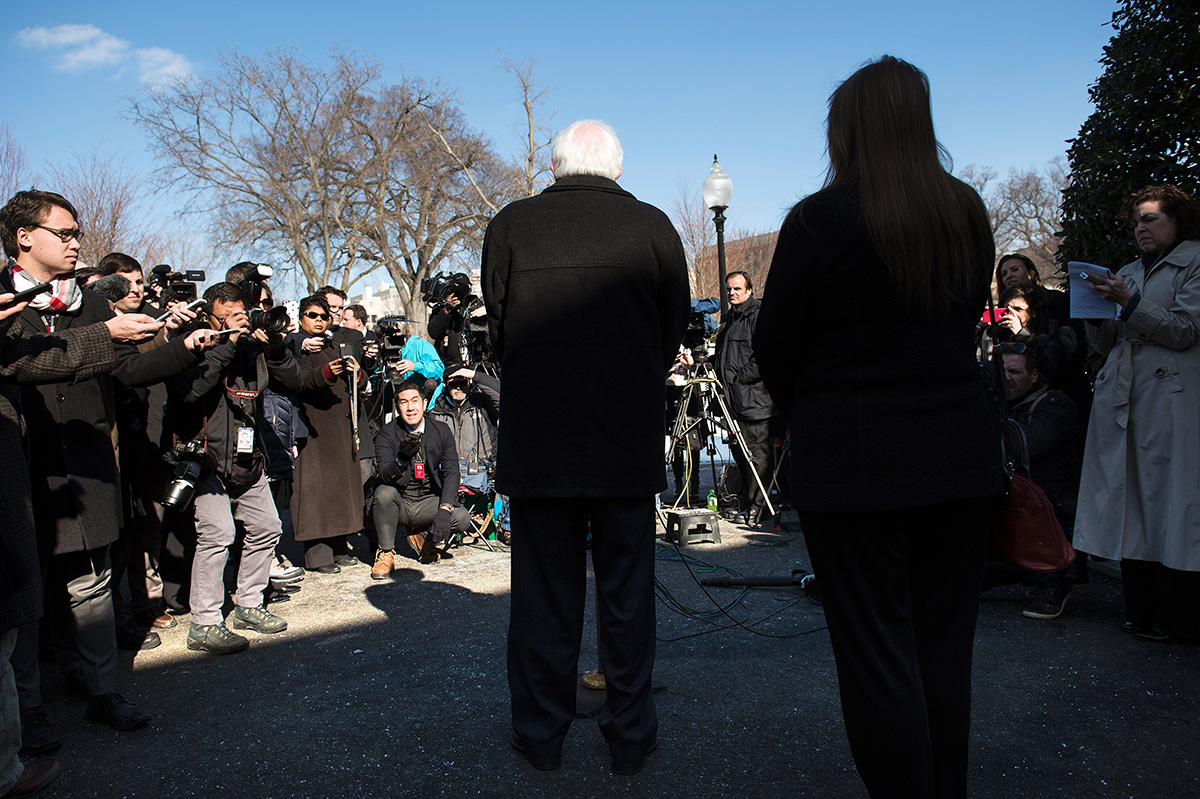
[90, 273, 131, 304]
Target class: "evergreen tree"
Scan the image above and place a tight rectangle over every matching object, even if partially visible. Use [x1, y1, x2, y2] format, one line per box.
[1059, 0, 1200, 269]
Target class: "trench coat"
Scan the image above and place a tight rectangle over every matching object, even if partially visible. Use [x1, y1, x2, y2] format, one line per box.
[1075, 239, 1200, 571]
[0, 322, 117, 630]
[289, 335, 366, 541]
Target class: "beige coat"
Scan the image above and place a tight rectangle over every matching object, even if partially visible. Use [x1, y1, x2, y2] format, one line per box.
[1076, 239, 1200, 570]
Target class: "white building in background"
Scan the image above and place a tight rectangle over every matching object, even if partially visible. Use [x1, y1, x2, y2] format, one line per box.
[349, 282, 408, 324]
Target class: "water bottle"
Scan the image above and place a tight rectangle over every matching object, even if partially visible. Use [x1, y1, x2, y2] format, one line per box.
[707, 490, 718, 512]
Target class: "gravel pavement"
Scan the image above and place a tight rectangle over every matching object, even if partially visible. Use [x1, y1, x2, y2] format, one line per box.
[25, 495, 1199, 799]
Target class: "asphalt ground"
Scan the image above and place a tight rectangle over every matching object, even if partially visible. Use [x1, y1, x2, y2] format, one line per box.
[21, 481, 1199, 799]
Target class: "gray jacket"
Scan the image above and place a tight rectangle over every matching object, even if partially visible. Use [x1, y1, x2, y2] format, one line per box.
[427, 371, 500, 465]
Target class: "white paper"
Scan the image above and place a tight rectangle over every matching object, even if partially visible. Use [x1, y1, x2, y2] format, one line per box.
[1068, 261, 1118, 319]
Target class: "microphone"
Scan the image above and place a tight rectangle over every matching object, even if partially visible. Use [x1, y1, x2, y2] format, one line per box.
[89, 273, 132, 305]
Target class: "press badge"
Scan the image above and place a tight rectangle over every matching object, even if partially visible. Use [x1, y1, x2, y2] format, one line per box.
[413, 462, 425, 480]
[236, 427, 255, 454]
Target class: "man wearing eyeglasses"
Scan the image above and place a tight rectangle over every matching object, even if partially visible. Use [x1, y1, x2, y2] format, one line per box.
[714, 270, 775, 526]
[0, 190, 218, 746]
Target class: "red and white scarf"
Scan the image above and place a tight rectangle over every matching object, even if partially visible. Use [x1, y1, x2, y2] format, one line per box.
[7, 258, 82, 330]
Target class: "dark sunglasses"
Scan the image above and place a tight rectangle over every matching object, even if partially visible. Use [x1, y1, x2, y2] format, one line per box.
[303, 311, 330, 320]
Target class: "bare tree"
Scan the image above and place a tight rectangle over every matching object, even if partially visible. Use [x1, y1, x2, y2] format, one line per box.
[128, 48, 518, 323]
[1, 122, 36, 201]
[44, 145, 169, 267]
[501, 56, 554, 198]
[670, 175, 717, 299]
[960, 159, 1069, 283]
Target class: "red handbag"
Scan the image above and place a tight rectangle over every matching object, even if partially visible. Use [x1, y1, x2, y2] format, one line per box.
[987, 418, 1076, 572]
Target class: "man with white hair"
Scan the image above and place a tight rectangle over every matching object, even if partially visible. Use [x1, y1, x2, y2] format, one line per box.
[483, 119, 689, 775]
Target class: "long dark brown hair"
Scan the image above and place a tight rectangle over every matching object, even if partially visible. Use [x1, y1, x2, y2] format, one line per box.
[823, 56, 992, 312]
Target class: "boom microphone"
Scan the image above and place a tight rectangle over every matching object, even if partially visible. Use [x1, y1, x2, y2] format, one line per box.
[89, 273, 132, 305]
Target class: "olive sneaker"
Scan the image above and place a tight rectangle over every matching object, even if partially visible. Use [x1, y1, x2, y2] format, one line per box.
[230, 605, 288, 634]
[187, 621, 250, 655]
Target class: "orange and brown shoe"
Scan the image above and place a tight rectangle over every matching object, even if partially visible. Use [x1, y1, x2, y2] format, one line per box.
[371, 549, 395, 580]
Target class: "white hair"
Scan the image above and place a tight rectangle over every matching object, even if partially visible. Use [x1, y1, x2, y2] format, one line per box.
[550, 119, 623, 180]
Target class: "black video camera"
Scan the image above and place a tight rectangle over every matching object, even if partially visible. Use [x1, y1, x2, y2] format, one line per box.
[148, 264, 206, 304]
[421, 272, 472, 309]
[374, 315, 410, 360]
[683, 311, 711, 363]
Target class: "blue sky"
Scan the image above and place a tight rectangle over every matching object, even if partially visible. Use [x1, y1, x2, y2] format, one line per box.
[4, 0, 1116, 259]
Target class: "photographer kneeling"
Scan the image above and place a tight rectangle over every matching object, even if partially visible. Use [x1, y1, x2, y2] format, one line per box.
[371, 380, 471, 576]
[168, 282, 302, 654]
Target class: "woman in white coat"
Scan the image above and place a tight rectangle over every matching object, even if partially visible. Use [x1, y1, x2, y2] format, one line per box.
[1076, 184, 1200, 642]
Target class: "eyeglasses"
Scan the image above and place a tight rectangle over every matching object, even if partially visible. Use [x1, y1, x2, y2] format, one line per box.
[303, 311, 330, 320]
[35, 225, 84, 243]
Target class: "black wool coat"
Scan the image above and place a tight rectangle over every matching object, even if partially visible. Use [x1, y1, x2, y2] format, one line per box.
[482, 175, 690, 497]
[0, 321, 117, 630]
[754, 182, 1003, 512]
[2, 289, 200, 555]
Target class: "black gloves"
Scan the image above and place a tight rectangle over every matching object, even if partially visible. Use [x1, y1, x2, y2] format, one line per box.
[395, 431, 422, 462]
[430, 507, 452, 541]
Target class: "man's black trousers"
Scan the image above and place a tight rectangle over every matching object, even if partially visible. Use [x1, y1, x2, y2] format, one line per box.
[507, 496, 657, 763]
[799, 496, 992, 799]
[731, 417, 772, 513]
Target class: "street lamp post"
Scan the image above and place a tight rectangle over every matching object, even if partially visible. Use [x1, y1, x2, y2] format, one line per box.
[702, 155, 733, 315]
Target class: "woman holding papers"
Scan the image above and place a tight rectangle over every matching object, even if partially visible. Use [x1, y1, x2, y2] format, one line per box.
[1075, 184, 1200, 642]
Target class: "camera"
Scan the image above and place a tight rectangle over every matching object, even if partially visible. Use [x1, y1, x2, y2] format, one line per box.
[148, 264, 206, 304]
[239, 263, 273, 307]
[160, 439, 213, 513]
[249, 305, 290, 334]
[421, 272, 471, 309]
[682, 311, 711, 363]
[374, 315, 411, 369]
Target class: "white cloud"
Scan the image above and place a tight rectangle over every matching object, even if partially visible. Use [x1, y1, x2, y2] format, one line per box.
[17, 23, 192, 84]
[134, 47, 194, 85]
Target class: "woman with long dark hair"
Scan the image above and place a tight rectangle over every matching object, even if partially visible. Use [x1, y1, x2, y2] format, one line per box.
[755, 56, 1002, 798]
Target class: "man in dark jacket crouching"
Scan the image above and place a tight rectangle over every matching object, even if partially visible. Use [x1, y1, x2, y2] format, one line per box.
[370, 381, 471, 577]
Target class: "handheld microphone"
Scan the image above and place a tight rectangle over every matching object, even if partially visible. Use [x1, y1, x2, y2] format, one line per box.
[89, 274, 132, 305]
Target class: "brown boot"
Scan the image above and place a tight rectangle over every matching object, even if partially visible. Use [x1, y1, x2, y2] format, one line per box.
[4, 759, 62, 798]
[418, 535, 441, 564]
[406, 532, 426, 560]
[371, 549, 395, 580]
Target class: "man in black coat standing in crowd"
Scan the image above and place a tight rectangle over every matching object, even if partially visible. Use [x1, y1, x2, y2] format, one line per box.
[483, 119, 689, 775]
[714, 270, 774, 524]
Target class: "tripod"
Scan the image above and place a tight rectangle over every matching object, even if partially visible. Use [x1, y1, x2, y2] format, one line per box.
[664, 361, 775, 517]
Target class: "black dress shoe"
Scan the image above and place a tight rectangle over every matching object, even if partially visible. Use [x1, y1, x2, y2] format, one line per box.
[86, 692, 151, 731]
[333, 554, 359, 567]
[309, 564, 341, 575]
[510, 733, 561, 771]
[18, 707, 62, 756]
[612, 740, 658, 776]
[116, 623, 161, 651]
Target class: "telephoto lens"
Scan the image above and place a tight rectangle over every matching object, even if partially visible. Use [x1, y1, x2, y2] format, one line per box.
[160, 458, 204, 512]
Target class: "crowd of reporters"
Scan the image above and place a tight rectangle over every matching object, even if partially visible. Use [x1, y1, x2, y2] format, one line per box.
[0, 188, 506, 796]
